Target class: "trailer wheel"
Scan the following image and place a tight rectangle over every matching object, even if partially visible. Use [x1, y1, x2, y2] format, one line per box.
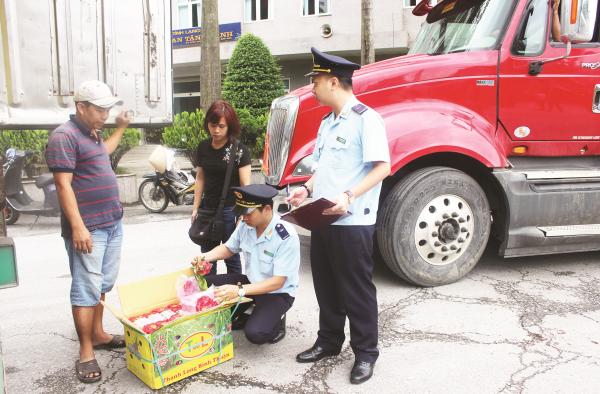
[377, 167, 490, 286]
[4, 206, 19, 225]
[139, 179, 169, 213]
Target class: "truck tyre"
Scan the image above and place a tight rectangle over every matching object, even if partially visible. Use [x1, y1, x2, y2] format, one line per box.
[377, 167, 490, 286]
[3, 206, 19, 225]
[139, 179, 169, 213]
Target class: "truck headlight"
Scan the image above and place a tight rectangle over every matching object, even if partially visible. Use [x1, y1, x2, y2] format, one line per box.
[292, 155, 317, 177]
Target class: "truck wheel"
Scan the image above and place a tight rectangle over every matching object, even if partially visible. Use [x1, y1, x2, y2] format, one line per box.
[4, 206, 19, 225]
[139, 179, 169, 213]
[377, 167, 490, 286]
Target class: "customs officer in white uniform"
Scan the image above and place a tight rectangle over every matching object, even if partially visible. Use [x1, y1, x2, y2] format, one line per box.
[287, 47, 391, 384]
[202, 184, 300, 344]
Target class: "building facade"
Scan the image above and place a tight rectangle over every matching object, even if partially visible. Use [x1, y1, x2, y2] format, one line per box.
[171, 0, 429, 114]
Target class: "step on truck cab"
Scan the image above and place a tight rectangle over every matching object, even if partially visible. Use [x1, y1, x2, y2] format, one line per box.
[263, 0, 600, 286]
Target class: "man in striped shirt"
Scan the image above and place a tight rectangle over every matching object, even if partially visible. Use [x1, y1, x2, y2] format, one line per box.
[46, 80, 130, 383]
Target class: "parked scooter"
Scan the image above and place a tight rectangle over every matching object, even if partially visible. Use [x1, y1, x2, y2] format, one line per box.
[3, 149, 60, 225]
[138, 147, 196, 213]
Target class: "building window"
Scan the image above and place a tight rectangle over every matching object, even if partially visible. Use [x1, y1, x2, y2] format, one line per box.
[404, 0, 438, 7]
[245, 0, 271, 22]
[303, 0, 330, 16]
[282, 78, 291, 94]
[177, 0, 202, 29]
[173, 81, 201, 114]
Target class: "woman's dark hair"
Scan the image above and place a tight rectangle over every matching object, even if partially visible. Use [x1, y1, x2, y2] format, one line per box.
[203, 100, 241, 142]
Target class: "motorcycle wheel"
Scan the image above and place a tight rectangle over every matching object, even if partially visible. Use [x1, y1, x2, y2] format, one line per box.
[139, 179, 169, 213]
[4, 205, 19, 225]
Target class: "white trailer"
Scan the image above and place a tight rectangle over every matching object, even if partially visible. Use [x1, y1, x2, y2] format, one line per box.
[0, 0, 173, 128]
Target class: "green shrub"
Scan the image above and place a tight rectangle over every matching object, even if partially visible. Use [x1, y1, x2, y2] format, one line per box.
[236, 108, 268, 157]
[0, 130, 49, 177]
[162, 109, 207, 164]
[222, 34, 285, 117]
[102, 128, 142, 171]
[0, 127, 140, 177]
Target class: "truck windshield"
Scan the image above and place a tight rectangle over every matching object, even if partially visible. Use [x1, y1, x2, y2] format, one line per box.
[409, 0, 516, 55]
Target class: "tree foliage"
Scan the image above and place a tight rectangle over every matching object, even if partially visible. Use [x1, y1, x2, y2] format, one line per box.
[0, 127, 140, 176]
[162, 109, 207, 164]
[101, 128, 142, 171]
[222, 34, 285, 117]
[236, 108, 268, 158]
[0, 130, 49, 177]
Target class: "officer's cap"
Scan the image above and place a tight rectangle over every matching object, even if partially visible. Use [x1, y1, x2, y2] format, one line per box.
[232, 184, 278, 215]
[305, 47, 361, 79]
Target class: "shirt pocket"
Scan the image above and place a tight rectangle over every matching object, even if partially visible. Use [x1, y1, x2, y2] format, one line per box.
[259, 254, 274, 276]
[327, 138, 356, 169]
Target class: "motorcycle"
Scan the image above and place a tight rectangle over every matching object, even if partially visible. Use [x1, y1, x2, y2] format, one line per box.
[3, 148, 60, 225]
[138, 147, 196, 213]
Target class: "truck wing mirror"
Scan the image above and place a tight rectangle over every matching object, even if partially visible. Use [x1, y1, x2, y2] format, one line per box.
[559, 0, 598, 44]
[412, 0, 434, 16]
[529, 0, 597, 75]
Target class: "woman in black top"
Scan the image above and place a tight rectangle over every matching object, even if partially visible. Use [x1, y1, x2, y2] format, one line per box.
[192, 100, 251, 274]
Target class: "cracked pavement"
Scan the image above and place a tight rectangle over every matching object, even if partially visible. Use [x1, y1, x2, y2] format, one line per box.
[1, 208, 599, 393]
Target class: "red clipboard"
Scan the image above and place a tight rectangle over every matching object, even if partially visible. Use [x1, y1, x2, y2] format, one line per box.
[281, 198, 351, 231]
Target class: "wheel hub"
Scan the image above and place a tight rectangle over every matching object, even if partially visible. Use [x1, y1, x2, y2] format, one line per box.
[151, 187, 163, 201]
[438, 220, 459, 243]
[414, 194, 475, 266]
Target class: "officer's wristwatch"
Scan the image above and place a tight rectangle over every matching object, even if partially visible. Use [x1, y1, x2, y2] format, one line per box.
[300, 183, 311, 197]
[344, 190, 355, 204]
[237, 282, 245, 298]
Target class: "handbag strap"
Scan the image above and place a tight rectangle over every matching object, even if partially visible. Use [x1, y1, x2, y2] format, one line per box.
[216, 139, 239, 213]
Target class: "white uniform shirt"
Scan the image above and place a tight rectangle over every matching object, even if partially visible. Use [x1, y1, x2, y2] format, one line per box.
[312, 96, 390, 226]
[225, 214, 300, 296]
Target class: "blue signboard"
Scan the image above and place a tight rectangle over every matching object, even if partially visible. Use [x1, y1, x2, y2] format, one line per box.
[172, 22, 242, 48]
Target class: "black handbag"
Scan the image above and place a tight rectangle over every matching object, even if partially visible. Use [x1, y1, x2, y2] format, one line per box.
[188, 140, 238, 245]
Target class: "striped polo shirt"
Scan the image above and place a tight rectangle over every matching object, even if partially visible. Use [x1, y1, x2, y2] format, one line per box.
[46, 115, 123, 238]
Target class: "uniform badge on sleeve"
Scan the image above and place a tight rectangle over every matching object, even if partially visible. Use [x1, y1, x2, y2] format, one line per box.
[275, 223, 290, 240]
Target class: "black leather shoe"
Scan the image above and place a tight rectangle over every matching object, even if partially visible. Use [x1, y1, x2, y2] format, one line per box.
[269, 314, 286, 344]
[350, 361, 375, 384]
[231, 313, 249, 330]
[296, 345, 340, 363]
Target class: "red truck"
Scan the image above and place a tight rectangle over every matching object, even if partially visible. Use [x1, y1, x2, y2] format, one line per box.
[263, 0, 600, 286]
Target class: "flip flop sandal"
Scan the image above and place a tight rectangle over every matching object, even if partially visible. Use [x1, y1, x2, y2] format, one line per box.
[75, 359, 102, 383]
[93, 334, 126, 350]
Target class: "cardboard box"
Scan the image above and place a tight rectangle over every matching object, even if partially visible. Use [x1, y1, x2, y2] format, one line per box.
[105, 268, 246, 389]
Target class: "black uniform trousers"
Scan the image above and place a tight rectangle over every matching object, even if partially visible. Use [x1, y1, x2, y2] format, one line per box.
[310, 224, 379, 363]
[205, 273, 294, 345]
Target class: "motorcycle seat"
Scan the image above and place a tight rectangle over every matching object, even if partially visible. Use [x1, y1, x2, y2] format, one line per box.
[35, 173, 54, 188]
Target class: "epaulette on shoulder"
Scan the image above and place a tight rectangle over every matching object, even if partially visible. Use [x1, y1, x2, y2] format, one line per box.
[275, 223, 290, 240]
[322, 111, 333, 120]
[351, 103, 368, 115]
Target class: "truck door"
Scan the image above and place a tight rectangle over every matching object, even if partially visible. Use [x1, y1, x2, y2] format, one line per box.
[0, 0, 172, 128]
[498, 0, 600, 143]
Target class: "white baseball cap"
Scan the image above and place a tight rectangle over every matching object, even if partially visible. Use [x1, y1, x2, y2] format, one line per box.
[74, 80, 123, 108]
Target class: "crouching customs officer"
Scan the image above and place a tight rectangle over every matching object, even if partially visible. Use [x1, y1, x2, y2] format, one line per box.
[287, 47, 391, 384]
[201, 184, 300, 344]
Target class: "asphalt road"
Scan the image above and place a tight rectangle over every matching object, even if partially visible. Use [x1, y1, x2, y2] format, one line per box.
[1, 205, 600, 393]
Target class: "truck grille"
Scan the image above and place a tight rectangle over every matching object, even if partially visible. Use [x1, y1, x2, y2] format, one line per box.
[264, 95, 299, 185]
